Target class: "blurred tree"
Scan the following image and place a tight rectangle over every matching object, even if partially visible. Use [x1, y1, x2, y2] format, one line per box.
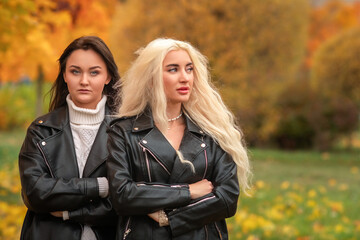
[0, 0, 116, 117]
[307, 0, 360, 67]
[110, 0, 309, 146]
[307, 95, 358, 150]
[0, 0, 67, 83]
[271, 78, 358, 150]
[272, 80, 316, 149]
[0, 0, 71, 117]
[0, 0, 117, 83]
[312, 27, 360, 109]
[311, 27, 360, 149]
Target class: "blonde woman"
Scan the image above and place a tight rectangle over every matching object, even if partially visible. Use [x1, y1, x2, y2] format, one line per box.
[107, 38, 251, 240]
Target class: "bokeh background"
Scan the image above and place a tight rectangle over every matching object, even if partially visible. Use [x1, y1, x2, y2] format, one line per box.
[0, 0, 359, 239]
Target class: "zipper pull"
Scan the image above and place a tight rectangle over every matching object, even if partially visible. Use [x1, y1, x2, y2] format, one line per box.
[123, 228, 131, 240]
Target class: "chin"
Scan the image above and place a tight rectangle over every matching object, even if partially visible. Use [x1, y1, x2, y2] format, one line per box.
[179, 98, 190, 104]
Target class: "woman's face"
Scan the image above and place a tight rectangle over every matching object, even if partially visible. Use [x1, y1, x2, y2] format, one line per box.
[63, 49, 110, 109]
[162, 49, 194, 106]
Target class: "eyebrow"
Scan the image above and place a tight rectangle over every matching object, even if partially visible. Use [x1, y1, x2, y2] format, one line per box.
[69, 65, 102, 69]
[165, 62, 193, 68]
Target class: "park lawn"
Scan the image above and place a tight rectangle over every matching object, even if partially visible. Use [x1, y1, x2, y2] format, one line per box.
[0, 130, 359, 239]
[0, 130, 27, 239]
[228, 148, 360, 240]
[0, 129, 26, 169]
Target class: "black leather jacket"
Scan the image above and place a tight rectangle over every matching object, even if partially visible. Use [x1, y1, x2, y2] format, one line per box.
[18, 105, 117, 240]
[107, 109, 239, 240]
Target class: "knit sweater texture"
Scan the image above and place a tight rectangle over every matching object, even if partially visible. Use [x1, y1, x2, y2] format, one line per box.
[65, 95, 108, 240]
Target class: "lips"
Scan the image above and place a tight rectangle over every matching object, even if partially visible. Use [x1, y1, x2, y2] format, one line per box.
[78, 89, 91, 93]
[177, 87, 190, 94]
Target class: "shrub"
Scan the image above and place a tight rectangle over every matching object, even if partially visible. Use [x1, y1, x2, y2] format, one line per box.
[0, 83, 50, 130]
[272, 79, 359, 150]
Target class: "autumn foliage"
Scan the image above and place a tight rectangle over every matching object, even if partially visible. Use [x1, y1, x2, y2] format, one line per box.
[0, 0, 359, 149]
[0, 0, 116, 83]
[307, 0, 360, 67]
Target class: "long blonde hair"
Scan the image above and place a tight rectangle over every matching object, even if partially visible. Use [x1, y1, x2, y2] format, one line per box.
[118, 38, 251, 193]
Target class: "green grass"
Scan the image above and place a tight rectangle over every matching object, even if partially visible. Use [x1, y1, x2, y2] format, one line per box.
[228, 148, 360, 239]
[249, 148, 359, 186]
[0, 130, 26, 169]
[0, 130, 26, 204]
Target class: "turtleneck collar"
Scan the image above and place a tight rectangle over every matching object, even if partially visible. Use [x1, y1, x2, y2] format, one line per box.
[66, 94, 107, 125]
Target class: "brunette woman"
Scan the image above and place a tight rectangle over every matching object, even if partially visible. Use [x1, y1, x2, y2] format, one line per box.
[19, 36, 120, 240]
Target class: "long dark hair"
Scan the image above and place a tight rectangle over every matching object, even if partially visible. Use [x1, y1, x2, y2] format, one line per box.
[48, 36, 121, 113]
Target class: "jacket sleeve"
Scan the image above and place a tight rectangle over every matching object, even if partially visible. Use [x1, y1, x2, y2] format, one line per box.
[107, 124, 192, 215]
[68, 197, 118, 226]
[167, 149, 239, 237]
[19, 127, 100, 213]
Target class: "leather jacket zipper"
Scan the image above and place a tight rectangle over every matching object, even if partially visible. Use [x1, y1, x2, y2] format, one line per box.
[136, 183, 187, 188]
[37, 142, 54, 178]
[171, 195, 215, 215]
[187, 195, 215, 207]
[142, 147, 152, 182]
[123, 217, 131, 240]
[202, 149, 208, 179]
[214, 222, 223, 240]
[204, 225, 208, 240]
[141, 146, 171, 175]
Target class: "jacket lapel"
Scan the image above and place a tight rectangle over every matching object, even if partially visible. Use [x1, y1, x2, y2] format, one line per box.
[38, 106, 79, 178]
[134, 108, 177, 175]
[140, 127, 177, 175]
[82, 111, 112, 177]
[169, 128, 207, 183]
[133, 109, 208, 183]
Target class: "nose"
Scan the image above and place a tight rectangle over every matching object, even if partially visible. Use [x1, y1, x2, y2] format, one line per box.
[180, 69, 190, 82]
[80, 73, 89, 85]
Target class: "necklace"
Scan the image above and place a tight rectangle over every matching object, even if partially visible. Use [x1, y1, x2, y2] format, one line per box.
[168, 112, 183, 122]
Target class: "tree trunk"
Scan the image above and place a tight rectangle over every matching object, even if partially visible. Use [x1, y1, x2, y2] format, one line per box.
[35, 65, 44, 117]
[347, 133, 353, 150]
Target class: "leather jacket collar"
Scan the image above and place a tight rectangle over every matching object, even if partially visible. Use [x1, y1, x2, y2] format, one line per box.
[33, 104, 111, 178]
[34, 104, 111, 130]
[131, 107, 205, 137]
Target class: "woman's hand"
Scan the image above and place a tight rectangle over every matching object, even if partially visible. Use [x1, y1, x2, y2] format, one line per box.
[148, 211, 160, 222]
[189, 179, 214, 199]
[148, 210, 169, 226]
[50, 211, 63, 218]
[147, 180, 213, 222]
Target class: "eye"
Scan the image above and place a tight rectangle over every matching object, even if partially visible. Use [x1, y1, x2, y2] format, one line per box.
[90, 71, 99, 76]
[70, 69, 80, 75]
[186, 66, 194, 73]
[168, 67, 177, 73]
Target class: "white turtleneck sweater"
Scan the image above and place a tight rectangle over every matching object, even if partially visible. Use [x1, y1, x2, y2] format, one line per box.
[64, 95, 109, 240]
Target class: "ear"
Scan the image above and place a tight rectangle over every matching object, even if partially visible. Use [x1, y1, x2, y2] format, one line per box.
[105, 76, 111, 85]
[63, 73, 67, 83]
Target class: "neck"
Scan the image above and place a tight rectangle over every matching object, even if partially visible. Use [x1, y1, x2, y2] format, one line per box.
[166, 103, 182, 120]
[66, 95, 107, 125]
